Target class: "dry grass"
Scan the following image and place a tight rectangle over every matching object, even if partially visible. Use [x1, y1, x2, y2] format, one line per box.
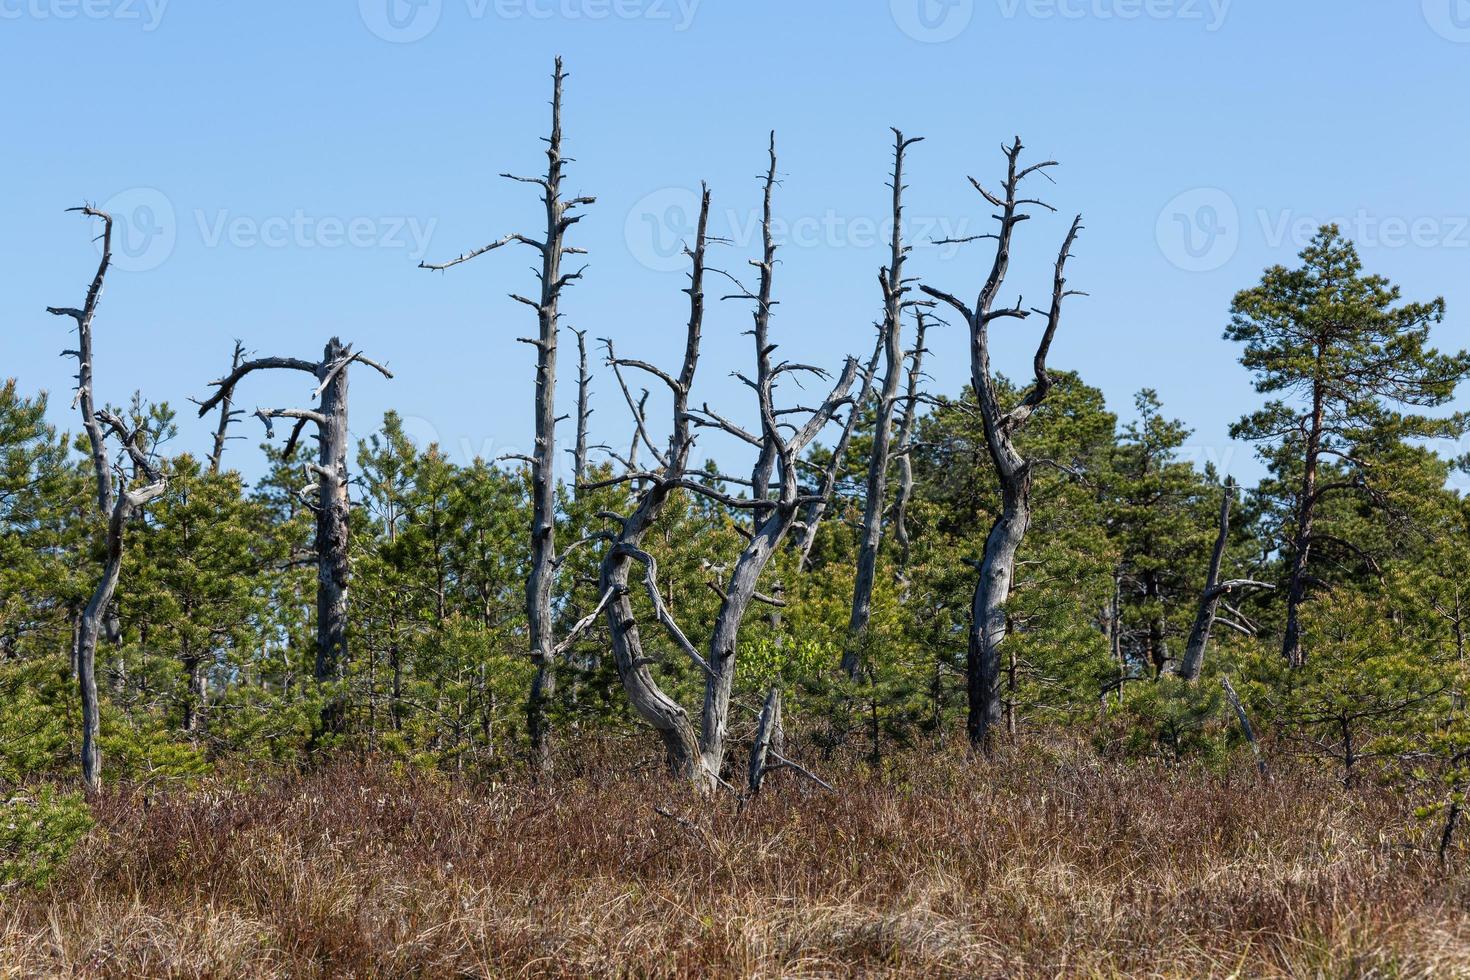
[3, 744, 1468, 978]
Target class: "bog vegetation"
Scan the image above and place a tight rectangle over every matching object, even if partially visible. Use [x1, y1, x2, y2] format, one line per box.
[5, 61, 1470, 975]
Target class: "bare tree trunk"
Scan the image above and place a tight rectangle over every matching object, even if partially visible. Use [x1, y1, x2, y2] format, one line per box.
[922, 139, 1084, 754]
[845, 130, 924, 679]
[748, 134, 780, 532]
[48, 206, 168, 792]
[314, 337, 352, 732]
[596, 188, 711, 783]
[968, 474, 1031, 750]
[794, 332, 881, 571]
[206, 340, 245, 474]
[891, 308, 930, 570]
[593, 155, 861, 788]
[1179, 479, 1273, 682]
[1221, 674, 1269, 779]
[746, 686, 783, 797]
[420, 59, 592, 774]
[570, 327, 592, 488]
[195, 339, 391, 741]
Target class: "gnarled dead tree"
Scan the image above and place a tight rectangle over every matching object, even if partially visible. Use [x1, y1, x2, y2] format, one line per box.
[845, 129, 926, 679]
[1177, 478, 1274, 681]
[589, 177, 860, 790]
[206, 340, 246, 474]
[891, 307, 932, 570]
[921, 139, 1085, 753]
[793, 329, 881, 571]
[195, 338, 392, 734]
[420, 58, 594, 772]
[48, 206, 168, 793]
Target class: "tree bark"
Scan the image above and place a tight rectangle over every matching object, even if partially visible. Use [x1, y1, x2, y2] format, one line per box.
[1179, 479, 1272, 682]
[419, 59, 592, 773]
[922, 140, 1084, 754]
[891, 309, 930, 570]
[195, 339, 391, 741]
[48, 207, 168, 793]
[845, 130, 923, 679]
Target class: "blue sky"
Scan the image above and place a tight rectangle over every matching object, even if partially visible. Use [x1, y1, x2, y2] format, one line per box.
[5, 1, 1469, 487]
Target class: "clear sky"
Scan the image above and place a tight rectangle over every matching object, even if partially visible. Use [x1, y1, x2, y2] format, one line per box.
[5, 1, 1469, 488]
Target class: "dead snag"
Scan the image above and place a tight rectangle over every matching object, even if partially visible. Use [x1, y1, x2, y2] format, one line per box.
[891, 307, 932, 571]
[1221, 674, 1269, 780]
[1177, 478, 1274, 681]
[206, 340, 246, 474]
[594, 151, 861, 789]
[47, 206, 168, 793]
[195, 338, 392, 736]
[921, 138, 1085, 754]
[419, 58, 594, 773]
[845, 129, 927, 679]
[746, 687, 784, 797]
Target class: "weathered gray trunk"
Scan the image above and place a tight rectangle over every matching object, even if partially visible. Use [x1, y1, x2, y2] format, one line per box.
[49, 207, 167, 793]
[524, 61, 574, 774]
[845, 130, 920, 679]
[1179, 482, 1233, 682]
[891, 310, 930, 570]
[314, 338, 352, 732]
[969, 467, 1030, 750]
[207, 341, 245, 475]
[746, 687, 783, 797]
[920, 140, 1084, 755]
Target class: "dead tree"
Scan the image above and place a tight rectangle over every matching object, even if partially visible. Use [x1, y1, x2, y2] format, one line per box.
[569, 327, 592, 488]
[195, 337, 392, 734]
[891, 307, 932, 569]
[47, 206, 168, 793]
[206, 340, 246, 474]
[793, 330, 882, 571]
[420, 58, 594, 772]
[590, 179, 860, 789]
[747, 134, 781, 531]
[921, 138, 1085, 753]
[1177, 478, 1273, 681]
[845, 130, 926, 679]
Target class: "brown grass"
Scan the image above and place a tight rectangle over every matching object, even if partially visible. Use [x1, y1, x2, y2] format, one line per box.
[3, 744, 1468, 978]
